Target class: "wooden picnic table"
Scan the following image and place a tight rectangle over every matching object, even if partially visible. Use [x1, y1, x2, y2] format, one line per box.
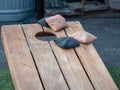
[1, 21, 118, 90]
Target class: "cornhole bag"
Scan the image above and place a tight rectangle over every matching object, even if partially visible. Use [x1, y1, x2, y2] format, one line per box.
[37, 17, 50, 27]
[54, 36, 80, 49]
[45, 14, 68, 31]
[71, 31, 97, 43]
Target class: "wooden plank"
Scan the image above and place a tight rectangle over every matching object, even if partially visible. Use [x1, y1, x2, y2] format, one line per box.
[22, 24, 69, 90]
[68, 2, 108, 12]
[43, 26, 94, 90]
[1, 25, 43, 90]
[65, 21, 118, 90]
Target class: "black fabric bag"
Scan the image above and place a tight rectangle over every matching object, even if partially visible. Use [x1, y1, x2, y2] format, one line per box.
[37, 17, 50, 27]
[54, 36, 80, 49]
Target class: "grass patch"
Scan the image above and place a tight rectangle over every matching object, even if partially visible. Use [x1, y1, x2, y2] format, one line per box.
[0, 69, 14, 90]
[0, 66, 120, 90]
[107, 66, 120, 89]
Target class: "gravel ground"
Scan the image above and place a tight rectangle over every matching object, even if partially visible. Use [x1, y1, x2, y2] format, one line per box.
[0, 17, 120, 70]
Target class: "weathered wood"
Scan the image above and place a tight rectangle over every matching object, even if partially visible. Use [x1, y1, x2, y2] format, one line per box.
[50, 0, 62, 8]
[1, 21, 118, 90]
[1, 25, 43, 90]
[65, 21, 118, 90]
[43, 26, 94, 90]
[68, 2, 108, 12]
[22, 24, 69, 90]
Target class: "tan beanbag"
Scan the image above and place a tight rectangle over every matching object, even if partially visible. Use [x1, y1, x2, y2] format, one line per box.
[45, 14, 68, 31]
[71, 31, 97, 43]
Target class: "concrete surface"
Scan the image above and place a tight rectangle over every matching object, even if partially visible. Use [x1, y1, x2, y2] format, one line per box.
[0, 17, 120, 70]
[67, 17, 120, 66]
[80, 18, 120, 66]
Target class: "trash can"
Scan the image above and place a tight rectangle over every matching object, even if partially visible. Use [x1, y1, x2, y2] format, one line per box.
[0, 0, 35, 21]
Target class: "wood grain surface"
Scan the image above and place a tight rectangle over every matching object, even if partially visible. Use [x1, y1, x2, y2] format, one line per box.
[44, 26, 93, 90]
[1, 25, 43, 90]
[66, 21, 118, 90]
[22, 24, 69, 90]
[1, 21, 118, 90]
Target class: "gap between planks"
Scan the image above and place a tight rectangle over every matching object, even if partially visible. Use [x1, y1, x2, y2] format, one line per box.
[21, 25, 45, 90]
[64, 28, 95, 90]
[22, 24, 69, 90]
[43, 25, 94, 90]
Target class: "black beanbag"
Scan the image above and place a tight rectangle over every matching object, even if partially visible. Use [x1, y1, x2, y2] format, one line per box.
[37, 17, 50, 27]
[53, 36, 80, 49]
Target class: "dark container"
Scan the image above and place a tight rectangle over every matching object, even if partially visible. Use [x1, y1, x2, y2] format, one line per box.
[36, 0, 44, 19]
[0, 0, 35, 21]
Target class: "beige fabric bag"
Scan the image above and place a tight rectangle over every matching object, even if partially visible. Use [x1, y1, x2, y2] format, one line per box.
[71, 31, 97, 43]
[45, 14, 68, 31]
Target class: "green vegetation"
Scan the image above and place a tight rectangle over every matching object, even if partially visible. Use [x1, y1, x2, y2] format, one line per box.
[107, 66, 120, 89]
[0, 66, 120, 90]
[0, 70, 14, 90]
